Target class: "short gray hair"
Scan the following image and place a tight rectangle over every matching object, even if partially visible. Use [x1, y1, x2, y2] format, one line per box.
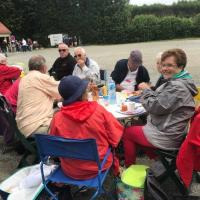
[129, 50, 143, 66]
[0, 53, 6, 64]
[28, 55, 46, 71]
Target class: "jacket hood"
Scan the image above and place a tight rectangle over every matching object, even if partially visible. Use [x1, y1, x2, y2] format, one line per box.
[173, 70, 192, 79]
[60, 101, 98, 122]
[176, 78, 198, 97]
[171, 70, 198, 97]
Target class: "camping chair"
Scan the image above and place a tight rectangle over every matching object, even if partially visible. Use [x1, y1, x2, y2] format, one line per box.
[155, 112, 200, 197]
[0, 94, 38, 168]
[35, 134, 113, 200]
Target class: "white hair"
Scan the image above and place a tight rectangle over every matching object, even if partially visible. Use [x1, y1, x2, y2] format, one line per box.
[156, 52, 163, 60]
[74, 47, 86, 55]
[0, 53, 6, 64]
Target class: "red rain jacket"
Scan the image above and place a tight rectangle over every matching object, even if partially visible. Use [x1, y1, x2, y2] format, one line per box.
[0, 64, 21, 95]
[176, 107, 200, 187]
[50, 101, 123, 179]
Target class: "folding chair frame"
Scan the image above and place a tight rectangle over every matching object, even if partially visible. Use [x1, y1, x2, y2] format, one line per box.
[35, 134, 114, 200]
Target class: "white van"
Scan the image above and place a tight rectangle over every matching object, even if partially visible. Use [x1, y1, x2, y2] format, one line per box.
[48, 34, 63, 47]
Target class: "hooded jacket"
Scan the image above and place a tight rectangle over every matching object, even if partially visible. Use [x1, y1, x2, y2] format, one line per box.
[0, 64, 21, 95]
[142, 71, 198, 150]
[50, 101, 123, 179]
[176, 107, 200, 187]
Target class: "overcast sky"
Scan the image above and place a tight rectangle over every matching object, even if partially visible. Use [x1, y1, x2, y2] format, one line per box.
[130, 0, 180, 6]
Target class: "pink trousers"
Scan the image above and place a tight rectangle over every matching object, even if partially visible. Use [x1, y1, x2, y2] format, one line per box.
[123, 126, 156, 167]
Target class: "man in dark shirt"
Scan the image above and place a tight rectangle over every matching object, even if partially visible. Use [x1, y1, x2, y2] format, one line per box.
[49, 43, 76, 80]
[111, 50, 150, 91]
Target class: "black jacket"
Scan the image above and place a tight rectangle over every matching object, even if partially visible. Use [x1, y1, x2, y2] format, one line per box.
[49, 53, 76, 80]
[111, 59, 150, 91]
[151, 75, 167, 91]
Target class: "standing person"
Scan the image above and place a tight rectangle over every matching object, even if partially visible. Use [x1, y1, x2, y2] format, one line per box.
[27, 38, 33, 51]
[48, 43, 76, 81]
[1, 39, 8, 56]
[16, 55, 61, 138]
[50, 75, 123, 179]
[73, 47, 100, 83]
[22, 38, 27, 52]
[123, 48, 198, 167]
[111, 50, 150, 92]
[0, 53, 21, 95]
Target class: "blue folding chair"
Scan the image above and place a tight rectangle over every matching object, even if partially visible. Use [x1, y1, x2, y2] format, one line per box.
[35, 134, 113, 200]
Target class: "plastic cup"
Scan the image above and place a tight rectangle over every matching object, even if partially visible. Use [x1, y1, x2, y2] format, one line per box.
[103, 96, 109, 106]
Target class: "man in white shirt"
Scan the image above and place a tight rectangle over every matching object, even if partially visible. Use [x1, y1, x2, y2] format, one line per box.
[72, 47, 100, 83]
[111, 50, 150, 92]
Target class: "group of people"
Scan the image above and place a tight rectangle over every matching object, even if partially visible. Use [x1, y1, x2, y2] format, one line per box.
[0, 45, 198, 181]
[0, 37, 36, 55]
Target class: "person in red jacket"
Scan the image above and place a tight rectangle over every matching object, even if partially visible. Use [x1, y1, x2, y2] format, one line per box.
[176, 106, 200, 187]
[49, 75, 123, 179]
[0, 53, 21, 95]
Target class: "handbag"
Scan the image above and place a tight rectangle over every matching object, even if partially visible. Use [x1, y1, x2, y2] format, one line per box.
[144, 169, 169, 200]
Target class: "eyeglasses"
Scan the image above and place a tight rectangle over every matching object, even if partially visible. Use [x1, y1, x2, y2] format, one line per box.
[58, 49, 67, 52]
[161, 63, 177, 68]
[74, 54, 82, 58]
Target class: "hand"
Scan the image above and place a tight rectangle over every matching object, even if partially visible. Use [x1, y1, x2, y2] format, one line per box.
[138, 82, 151, 90]
[116, 84, 124, 92]
[77, 59, 85, 68]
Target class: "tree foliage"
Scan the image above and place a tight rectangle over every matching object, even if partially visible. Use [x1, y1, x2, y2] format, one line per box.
[0, 0, 200, 45]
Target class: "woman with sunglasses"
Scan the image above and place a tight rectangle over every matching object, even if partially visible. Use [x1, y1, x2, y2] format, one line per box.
[123, 48, 198, 167]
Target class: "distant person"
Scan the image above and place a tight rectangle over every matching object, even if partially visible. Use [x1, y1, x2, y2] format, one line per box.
[48, 43, 76, 81]
[0, 53, 21, 95]
[111, 50, 150, 91]
[73, 36, 78, 47]
[16, 55, 61, 137]
[27, 38, 33, 51]
[73, 47, 100, 83]
[22, 38, 27, 52]
[1, 39, 8, 56]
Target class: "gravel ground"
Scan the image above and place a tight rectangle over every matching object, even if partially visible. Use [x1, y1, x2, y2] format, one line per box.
[1, 38, 200, 199]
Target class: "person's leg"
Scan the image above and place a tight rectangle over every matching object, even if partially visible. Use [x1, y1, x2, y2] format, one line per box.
[123, 126, 155, 167]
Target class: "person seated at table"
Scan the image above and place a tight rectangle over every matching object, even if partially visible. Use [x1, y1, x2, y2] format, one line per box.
[0, 53, 21, 95]
[5, 78, 21, 114]
[151, 52, 166, 90]
[123, 48, 198, 167]
[49, 75, 123, 179]
[16, 55, 61, 138]
[48, 43, 76, 80]
[72, 47, 100, 83]
[111, 50, 150, 92]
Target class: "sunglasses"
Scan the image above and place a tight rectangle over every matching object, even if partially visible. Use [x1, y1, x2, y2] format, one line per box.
[74, 54, 82, 58]
[58, 49, 67, 52]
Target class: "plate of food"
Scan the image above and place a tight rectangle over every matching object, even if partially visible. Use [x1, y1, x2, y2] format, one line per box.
[116, 105, 145, 115]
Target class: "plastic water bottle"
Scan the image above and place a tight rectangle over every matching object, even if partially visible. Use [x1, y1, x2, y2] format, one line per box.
[108, 77, 116, 104]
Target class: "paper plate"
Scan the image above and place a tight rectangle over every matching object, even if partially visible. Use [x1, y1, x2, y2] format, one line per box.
[121, 165, 149, 188]
[116, 106, 145, 115]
